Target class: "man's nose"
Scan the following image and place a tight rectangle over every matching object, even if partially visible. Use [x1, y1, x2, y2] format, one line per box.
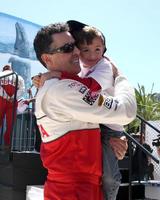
[73, 46, 80, 55]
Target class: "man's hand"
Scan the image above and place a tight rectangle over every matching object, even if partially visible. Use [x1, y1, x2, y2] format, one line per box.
[105, 56, 120, 79]
[112, 64, 119, 80]
[109, 136, 128, 160]
[32, 73, 42, 88]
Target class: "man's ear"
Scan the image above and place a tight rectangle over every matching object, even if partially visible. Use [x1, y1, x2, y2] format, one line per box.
[41, 54, 51, 67]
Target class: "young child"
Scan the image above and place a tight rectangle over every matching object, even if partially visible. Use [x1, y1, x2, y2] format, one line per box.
[72, 23, 124, 200]
[33, 22, 126, 200]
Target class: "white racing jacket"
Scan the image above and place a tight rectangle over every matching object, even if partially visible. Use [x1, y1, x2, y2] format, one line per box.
[36, 74, 136, 143]
[35, 74, 136, 184]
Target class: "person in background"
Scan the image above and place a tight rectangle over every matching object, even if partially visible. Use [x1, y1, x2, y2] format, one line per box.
[131, 133, 154, 181]
[17, 86, 35, 114]
[152, 135, 160, 157]
[33, 21, 130, 200]
[157, 146, 160, 157]
[0, 65, 25, 145]
[33, 22, 136, 200]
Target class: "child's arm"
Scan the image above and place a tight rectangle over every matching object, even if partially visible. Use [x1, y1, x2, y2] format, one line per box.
[32, 71, 61, 88]
[32, 71, 102, 92]
[61, 72, 101, 92]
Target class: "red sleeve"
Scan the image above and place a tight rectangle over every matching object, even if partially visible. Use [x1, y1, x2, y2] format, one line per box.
[61, 72, 101, 92]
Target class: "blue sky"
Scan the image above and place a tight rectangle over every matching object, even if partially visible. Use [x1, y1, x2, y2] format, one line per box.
[0, 0, 160, 93]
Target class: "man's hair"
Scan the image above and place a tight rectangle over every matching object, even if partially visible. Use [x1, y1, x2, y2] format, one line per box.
[34, 22, 69, 67]
[74, 26, 107, 54]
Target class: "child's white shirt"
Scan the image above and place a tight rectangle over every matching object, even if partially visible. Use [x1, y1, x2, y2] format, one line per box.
[79, 57, 124, 131]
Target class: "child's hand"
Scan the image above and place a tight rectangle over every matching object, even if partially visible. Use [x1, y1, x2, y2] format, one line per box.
[32, 71, 61, 88]
[32, 74, 41, 88]
[39, 72, 52, 87]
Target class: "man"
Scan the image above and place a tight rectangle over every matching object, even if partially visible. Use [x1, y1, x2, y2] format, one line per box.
[33, 22, 137, 200]
[0, 65, 25, 145]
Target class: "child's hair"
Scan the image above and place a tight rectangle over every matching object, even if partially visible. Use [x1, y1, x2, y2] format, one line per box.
[74, 26, 107, 54]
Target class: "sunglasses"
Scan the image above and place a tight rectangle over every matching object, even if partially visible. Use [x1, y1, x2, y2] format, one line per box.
[47, 42, 76, 54]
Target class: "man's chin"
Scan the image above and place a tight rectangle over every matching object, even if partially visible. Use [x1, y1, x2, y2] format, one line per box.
[71, 70, 80, 75]
[72, 66, 81, 75]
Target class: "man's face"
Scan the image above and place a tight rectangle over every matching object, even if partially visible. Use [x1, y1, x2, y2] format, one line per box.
[42, 31, 81, 75]
[79, 37, 105, 68]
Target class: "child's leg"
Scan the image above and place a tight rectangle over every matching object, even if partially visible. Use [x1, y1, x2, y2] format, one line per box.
[102, 140, 121, 200]
[100, 126, 123, 200]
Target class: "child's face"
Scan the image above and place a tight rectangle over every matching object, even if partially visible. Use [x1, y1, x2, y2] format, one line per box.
[79, 37, 105, 68]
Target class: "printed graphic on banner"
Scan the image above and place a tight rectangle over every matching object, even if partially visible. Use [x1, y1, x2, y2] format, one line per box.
[0, 12, 46, 96]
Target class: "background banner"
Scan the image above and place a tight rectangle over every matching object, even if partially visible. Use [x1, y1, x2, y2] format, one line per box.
[0, 12, 47, 96]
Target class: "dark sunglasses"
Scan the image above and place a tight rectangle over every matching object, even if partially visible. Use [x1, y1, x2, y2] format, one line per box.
[47, 42, 76, 54]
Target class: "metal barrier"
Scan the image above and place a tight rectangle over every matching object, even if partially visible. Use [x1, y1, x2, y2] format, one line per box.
[0, 71, 41, 152]
[127, 115, 160, 200]
[11, 109, 41, 152]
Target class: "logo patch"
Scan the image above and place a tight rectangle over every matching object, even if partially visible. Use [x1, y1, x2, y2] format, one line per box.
[68, 81, 83, 88]
[83, 91, 99, 105]
[38, 124, 49, 138]
[104, 97, 113, 109]
[79, 86, 88, 94]
[114, 99, 119, 110]
[98, 94, 104, 106]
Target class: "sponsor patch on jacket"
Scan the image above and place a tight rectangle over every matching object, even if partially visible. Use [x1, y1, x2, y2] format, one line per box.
[0, 79, 15, 86]
[79, 86, 88, 94]
[68, 81, 83, 89]
[83, 91, 99, 105]
[104, 97, 113, 109]
[98, 94, 104, 106]
[114, 99, 119, 110]
[38, 124, 49, 138]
